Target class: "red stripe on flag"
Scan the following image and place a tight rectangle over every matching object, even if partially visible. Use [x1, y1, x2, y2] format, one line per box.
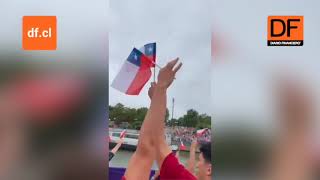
[145, 55, 156, 67]
[126, 56, 152, 95]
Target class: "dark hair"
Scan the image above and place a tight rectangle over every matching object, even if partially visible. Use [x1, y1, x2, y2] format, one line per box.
[199, 142, 212, 163]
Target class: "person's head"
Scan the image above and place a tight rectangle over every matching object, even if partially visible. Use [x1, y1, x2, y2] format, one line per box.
[197, 142, 212, 180]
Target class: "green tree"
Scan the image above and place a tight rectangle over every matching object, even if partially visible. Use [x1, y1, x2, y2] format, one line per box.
[109, 104, 211, 130]
[130, 107, 148, 129]
[196, 114, 211, 129]
[181, 109, 199, 127]
[109, 103, 125, 123]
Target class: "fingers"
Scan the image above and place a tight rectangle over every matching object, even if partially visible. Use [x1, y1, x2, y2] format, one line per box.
[166, 57, 179, 69]
[173, 62, 182, 73]
[165, 57, 182, 74]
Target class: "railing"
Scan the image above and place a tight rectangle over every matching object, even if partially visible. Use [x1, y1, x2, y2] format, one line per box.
[109, 167, 156, 180]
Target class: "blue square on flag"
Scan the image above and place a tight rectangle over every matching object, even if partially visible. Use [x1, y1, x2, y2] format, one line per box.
[127, 48, 143, 66]
[144, 43, 156, 57]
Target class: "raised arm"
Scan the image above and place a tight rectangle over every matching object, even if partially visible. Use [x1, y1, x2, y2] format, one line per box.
[147, 58, 182, 168]
[124, 58, 182, 180]
[186, 138, 198, 174]
[110, 138, 124, 154]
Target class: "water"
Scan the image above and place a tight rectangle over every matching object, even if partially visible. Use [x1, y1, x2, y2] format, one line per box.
[109, 150, 194, 170]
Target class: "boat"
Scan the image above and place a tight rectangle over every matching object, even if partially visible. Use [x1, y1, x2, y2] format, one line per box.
[108, 129, 191, 179]
[109, 128, 175, 151]
[109, 167, 156, 179]
[109, 129, 139, 151]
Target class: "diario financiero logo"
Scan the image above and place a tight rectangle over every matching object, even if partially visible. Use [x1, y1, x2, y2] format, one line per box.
[22, 16, 57, 50]
[267, 16, 303, 46]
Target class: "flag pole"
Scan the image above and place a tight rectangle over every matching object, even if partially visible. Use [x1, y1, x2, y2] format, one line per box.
[153, 62, 162, 69]
[153, 66, 156, 82]
[171, 97, 175, 121]
[145, 56, 161, 69]
[153, 54, 157, 82]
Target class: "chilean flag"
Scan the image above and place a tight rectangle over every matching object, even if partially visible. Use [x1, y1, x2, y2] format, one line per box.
[196, 128, 209, 137]
[111, 48, 152, 95]
[139, 42, 156, 67]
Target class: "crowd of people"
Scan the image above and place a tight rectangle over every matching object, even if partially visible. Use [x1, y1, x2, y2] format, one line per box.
[197, 129, 211, 144]
[168, 126, 212, 147]
[109, 56, 319, 180]
[109, 58, 212, 180]
[169, 126, 195, 146]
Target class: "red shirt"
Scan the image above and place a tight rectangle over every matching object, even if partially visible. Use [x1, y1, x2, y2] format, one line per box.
[122, 153, 196, 180]
[160, 152, 197, 180]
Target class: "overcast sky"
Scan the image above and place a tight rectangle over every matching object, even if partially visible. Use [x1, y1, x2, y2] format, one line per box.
[212, 0, 320, 132]
[109, 0, 211, 118]
[0, 0, 108, 67]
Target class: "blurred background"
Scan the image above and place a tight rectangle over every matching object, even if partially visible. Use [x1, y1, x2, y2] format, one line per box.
[0, 0, 108, 179]
[212, 0, 320, 179]
[109, 0, 211, 178]
[2, 0, 320, 179]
